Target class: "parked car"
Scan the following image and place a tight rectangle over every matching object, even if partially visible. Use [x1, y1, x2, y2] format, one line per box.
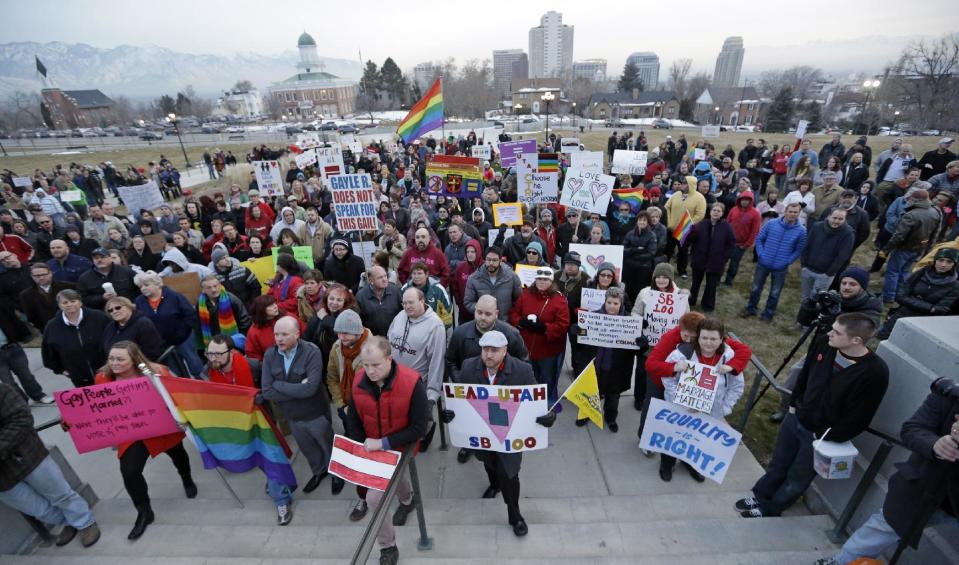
[225, 126, 245, 133]
[652, 119, 671, 129]
[319, 122, 338, 131]
[337, 125, 357, 134]
[140, 131, 164, 141]
[921, 129, 942, 136]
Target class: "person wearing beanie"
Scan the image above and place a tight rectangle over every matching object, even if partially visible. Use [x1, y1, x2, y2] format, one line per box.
[534, 208, 558, 265]
[881, 188, 943, 303]
[555, 251, 591, 376]
[210, 245, 262, 307]
[498, 216, 546, 267]
[878, 247, 959, 339]
[524, 241, 547, 267]
[324, 239, 367, 294]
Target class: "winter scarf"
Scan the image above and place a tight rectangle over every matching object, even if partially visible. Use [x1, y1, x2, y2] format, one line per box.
[198, 290, 239, 346]
[339, 329, 370, 404]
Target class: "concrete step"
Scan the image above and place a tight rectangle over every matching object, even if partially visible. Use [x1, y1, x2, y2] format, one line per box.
[82, 490, 808, 528]
[28, 515, 837, 560]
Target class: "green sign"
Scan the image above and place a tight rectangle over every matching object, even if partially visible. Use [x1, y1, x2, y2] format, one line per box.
[271, 246, 315, 270]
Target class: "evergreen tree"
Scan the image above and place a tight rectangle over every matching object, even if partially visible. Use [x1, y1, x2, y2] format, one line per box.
[804, 102, 823, 132]
[618, 62, 643, 93]
[765, 86, 794, 133]
[359, 60, 380, 102]
[158, 94, 177, 115]
[379, 58, 406, 107]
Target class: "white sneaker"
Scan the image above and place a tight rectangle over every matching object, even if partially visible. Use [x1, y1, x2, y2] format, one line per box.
[33, 395, 55, 405]
[734, 496, 759, 511]
[277, 504, 293, 525]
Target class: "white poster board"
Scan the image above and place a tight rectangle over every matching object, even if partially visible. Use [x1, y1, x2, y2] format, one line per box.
[560, 138, 583, 152]
[569, 243, 624, 280]
[59, 190, 84, 203]
[117, 181, 165, 215]
[515, 153, 538, 202]
[253, 160, 283, 196]
[296, 132, 321, 150]
[294, 149, 317, 169]
[579, 287, 607, 312]
[330, 174, 378, 232]
[316, 145, 346, 180]
[611, 150, 648, 175]
[12, 177, 32, 188]
[339, 133, 363, 154]
[641, 291, 690, 346]
[352, 240, 377, 269]
[795, 120, 809, 140]
[471, 144, 492, 160]
[518, 172, 558, 205]
[487, 228, 514, 245]
[701, 125, 720, 139]
[443, 383, 548, 453]
[570, 151, 604, 174]
[639, 397, 742, 483]
[514, 264, 540, 288]
[560, 168, 614, 215]
[671, 361, 721, 414]
[693, 148, 707, 161]
[576, 311, 643, 350]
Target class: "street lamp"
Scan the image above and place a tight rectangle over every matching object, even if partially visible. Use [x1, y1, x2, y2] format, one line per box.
[858, 79, 881, 135]
[542, 91, 555, 145]
[893, 110, 901, 130]
[714, 106, 721, 125]
[514, 103, 522, 115]
[166, 113, 191, 168]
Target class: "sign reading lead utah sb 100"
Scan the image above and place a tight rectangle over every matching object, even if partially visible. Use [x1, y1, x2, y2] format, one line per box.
[443, 383, 548, 453]
[330, 173, 379, 232]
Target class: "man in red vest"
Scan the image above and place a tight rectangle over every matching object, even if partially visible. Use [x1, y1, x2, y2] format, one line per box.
[344, 336, 428, 565]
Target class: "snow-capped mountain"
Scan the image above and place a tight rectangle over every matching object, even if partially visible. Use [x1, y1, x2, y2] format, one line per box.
[0, 41, 362, 99]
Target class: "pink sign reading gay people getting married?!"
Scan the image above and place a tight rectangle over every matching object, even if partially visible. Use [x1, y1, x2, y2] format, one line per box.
[55, 377, 180, 454]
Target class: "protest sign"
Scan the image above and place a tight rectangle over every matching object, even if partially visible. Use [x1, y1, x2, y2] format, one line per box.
[143, 234, 167, 254]
[117, 181, 165, 215]
[560, 168, 614, 214]
[639, 397, 742, 483]
[56, 377, 180, 454]
[164, 272, 202, 306]
[296, 132, 321, 150]
[701, 125, 720, 138]
[241, 257, 275, 293]
[560, 138, 583, 152]
[569, 243, 623, 280]
[538, 153, 559, 173]
[492, 202, 523, 227]
[514, 264, 540, 288]
[352, 240, 377, 269]
[59, 190, 84, 203]
[316, 146, 345, 180]
[271, 245, 315, 270]
[339, 133, 362, 154]
[487, 228, 514, 246]
[253, 160, 283, 195]
[294, 149, 317, 169]
[672, 361, 721, 414]
[641, 291, 690, 346]
[795, 119, 809, 140]
[518, 172, 559, 205]
[471, 144, 492, 160]
[580, 287, 607, 312]
[425, 155, 483, 198]
[570, 151, 604, 173]
[498, 139, 538, 168]
[576, 310, 643, 350]
[611, 150, 648, 175]
[328, 435, 400, 492]
[693, 148, 707, 161]
[330, 173, 379, 232]
[515, 153, 537, 202]
[12, 176, 32, 188]
[443, 383, 548, 453]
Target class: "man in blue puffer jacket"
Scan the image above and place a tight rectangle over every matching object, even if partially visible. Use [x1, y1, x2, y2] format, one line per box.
[693, 161, 717, 193]
[742, 202, 807, 321]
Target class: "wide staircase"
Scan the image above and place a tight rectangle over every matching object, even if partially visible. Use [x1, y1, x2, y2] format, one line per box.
[2, 405, 839, 564]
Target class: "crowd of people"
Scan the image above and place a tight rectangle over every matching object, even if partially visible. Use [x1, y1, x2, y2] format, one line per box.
[0, 128, 956, 565]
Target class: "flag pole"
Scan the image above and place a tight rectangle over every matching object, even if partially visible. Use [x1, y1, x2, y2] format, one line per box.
[440, 76, 446, 150]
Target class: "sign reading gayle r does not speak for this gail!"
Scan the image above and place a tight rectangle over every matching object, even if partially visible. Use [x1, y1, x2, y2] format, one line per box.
[330, 173, 379, 232]
[443, 383, 548, 453]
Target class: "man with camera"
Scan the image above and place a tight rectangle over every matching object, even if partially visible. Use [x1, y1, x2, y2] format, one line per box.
[739, 312, 889, 518]
[816, 378, 959, 564]
[770, 267, 883, 422]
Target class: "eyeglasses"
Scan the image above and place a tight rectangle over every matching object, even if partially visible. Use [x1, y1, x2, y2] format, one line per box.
[106, 306, 125, 313]
[527, 250, 540, 255]
[598, 273, 614, 278]
[205, 350, 230, 358]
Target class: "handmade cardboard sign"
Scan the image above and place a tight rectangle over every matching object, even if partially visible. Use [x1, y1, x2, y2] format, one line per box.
[611, 150, 648, 175]
[498, 139, 537, 168]
[576, 311, 643, 350]
[641, 291, 690, 346]
[443, 383, 548, 453]
[560, 168, 614, 214]
[568, 243, 623, 280]
[330, 173, 378, 232]
[252, 160, 283, 195]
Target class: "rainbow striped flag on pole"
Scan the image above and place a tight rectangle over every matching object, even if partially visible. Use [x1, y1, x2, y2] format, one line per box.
[611, 187, 646, 213]
[161, 377, 297, 489]
[397, 78, 444, 143]
[672, 209, 693, 245]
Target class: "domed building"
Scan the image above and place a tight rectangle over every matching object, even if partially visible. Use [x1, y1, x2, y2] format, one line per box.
[268, 31, 357, 119]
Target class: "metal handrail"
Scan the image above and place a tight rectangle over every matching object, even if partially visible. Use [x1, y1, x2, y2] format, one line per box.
[349, 444, 432, 565]
[730, 332, 791, 432]
[158, 346, 191, 379]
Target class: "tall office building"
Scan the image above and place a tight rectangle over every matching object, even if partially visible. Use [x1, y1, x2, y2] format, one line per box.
[493, 49, 528, 95]
[413, 62, 440, 90]
[572, 59, 607, 82]
[528, 10, 574, 78]
[625, 52, 660, 89]
[713, 37, 745, 87]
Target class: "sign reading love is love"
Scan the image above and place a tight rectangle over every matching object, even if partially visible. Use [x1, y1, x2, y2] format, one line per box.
[560, 168, 615, 215]
[569, 243, 624, 281]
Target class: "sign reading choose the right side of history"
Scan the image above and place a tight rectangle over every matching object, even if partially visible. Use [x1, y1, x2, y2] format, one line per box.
[443, 383, 548, 453]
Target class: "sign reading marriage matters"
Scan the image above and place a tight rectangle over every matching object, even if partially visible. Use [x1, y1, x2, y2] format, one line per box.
[443, 383, 548, 453]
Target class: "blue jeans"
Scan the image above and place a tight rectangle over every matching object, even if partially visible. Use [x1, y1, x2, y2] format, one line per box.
[267, 480, 292, 508]
[206, 163, 217, 180]
[0, 344, 46, 401]
[176, 331, 205, 377]
[882, 249, 919, 302]
[724, 246, 747, 284]
[0, 456, 95, 529]
[833, 509, 953, 564]
[746, 263, 788, 319]
[531, 355, 562, 407]
[751, 412, 817, 516]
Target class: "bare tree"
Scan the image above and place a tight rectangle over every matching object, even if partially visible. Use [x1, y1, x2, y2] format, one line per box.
[112, 95, 135, 125]
[668, 58, 692, 99]
[3, 91, 44, 129]
[890, 35, 959, 129]
[759, 66, 823, 105]
[233, 80, 255, 92]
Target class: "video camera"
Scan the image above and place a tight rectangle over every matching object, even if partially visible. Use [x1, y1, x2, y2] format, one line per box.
[796, 289, 843, 330]
[931, 377, 959, 400]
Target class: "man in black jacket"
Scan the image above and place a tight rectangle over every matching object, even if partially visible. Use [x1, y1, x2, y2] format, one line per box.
[740, 313, 888, 517]
[818, 384, 958, 564]
[20, 262, 75, 332]
[443, 331, 555, 537]
[76, 248, 138, 310]
[40, 290, 110, 388]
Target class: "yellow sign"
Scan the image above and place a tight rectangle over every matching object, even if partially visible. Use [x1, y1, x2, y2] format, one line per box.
[492, 202, 524, 227]
[560, 361, 603, 429]
[514, 263, 541, 288]
[241, 257, 276, 293]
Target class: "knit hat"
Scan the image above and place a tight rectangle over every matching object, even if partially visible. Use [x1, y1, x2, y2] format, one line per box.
[331, 238, 350, 250]
[540, 208, 553, 220]
[563, 252, 581, 266]
[596, 262, 616, 279]
[840, 266, 870, 290]
[522, 215, 536, 227]
[934, 247, 959, 263]
[333, 309, 364, 335]
[650, 187, 662, 197]
[525, 241, 544, 257]
[211, 247, 229, 264]
[652, 262, 675, 281]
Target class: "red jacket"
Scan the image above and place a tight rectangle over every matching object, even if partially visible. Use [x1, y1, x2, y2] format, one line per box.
[727, 191, 762, 248]
[352, 362, 419, 449]
[642, 159, 667, 183]
[773, 153, 789, 175]
[245, 213, 274, 240]
[645, 326, 752, 389]
[534, 225, 558, 265]
[397, 242, 451, 287]
[245, 202, 275, 226]
[246, 316, 305, 360]
[509, 287, 570, 360]
[268, 275, 304, 316]
[450, 239, 483, 312]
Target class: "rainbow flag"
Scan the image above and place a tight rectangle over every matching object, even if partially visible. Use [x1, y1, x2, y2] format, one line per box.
[397, 78, 443, 143]
[612, 187, 645, 213]
[538, 153, 559, 173]
[672, 209, 693, 245]
[161, 377, 297, 488]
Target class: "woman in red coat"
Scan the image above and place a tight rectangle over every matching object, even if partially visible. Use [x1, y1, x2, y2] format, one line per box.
[450, 239, 483, 323]
[245, 295, 305, 360]
[509, 267, 570, 409]
[87, 341, 193, 540]
[268, 252, 304, 316]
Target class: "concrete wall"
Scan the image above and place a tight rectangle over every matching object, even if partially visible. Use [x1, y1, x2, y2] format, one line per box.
[806, 315, 959, 564]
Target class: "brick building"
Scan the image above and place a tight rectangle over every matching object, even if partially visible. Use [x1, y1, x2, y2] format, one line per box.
[41, 88, 115, 129]
[267, 31, 357, 119]
[586, 90, 679, 121]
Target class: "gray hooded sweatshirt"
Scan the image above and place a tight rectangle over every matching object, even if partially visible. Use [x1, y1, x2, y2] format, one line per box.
[387, 306, 447, 403]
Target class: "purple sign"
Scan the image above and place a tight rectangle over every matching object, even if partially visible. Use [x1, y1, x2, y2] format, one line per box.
[498, 140, 538, 168]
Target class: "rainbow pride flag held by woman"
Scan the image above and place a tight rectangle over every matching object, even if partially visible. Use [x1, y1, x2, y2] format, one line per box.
[397, 78, 443, 143]
[672, 209, 693, 245]
[611, 187, 645, 213]
[161, 377, 297, 488]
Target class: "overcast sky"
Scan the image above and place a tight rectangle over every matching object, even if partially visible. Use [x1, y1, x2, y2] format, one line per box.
[8, 0, 959, 77]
